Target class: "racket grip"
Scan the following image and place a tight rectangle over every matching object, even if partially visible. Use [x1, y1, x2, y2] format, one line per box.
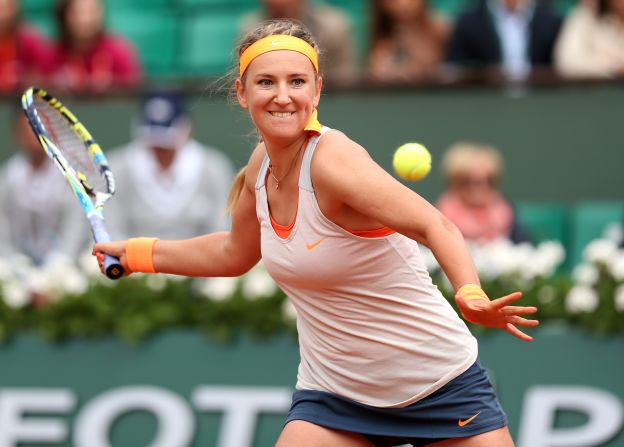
[88, 214, 125, 280]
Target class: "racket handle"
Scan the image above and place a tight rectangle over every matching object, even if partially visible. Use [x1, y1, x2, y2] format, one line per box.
[88, 214, 125, 280]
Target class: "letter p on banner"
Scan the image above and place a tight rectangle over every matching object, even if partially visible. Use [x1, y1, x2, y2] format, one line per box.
[518, 386, 623, 447]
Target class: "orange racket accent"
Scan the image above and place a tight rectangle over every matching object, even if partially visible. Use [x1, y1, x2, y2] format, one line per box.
[126, 237, 160, 273]
[457, 284, 489, 301]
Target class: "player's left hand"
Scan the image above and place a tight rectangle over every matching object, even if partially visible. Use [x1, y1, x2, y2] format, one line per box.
[455, 291, 539, 341]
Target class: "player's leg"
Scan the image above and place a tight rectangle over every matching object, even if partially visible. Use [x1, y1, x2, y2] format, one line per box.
[275, 420, 376, 447]
[425, 426, 515, 447]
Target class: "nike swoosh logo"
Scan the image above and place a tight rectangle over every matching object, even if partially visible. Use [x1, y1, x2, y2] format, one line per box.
[306, 238, 325, 250]
[458, 411, 481, 427]
[271, 41, 288, 46]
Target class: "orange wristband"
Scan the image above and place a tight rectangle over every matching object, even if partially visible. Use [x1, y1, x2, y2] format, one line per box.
[126, 237, 160, 273]
[457, 283, 489, 301]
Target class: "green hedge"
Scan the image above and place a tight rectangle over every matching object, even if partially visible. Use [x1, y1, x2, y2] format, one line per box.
[1, 236, 623, 344]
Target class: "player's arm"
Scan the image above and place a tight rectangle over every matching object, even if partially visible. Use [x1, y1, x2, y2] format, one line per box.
[313, 132, 478, 289]
[94, 146, 264, 277]
[151, 163, 261, 277]
[313, 132, 538, 340]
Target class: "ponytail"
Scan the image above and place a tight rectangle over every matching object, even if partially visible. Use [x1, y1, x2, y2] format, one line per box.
[226, 166, 248, 215]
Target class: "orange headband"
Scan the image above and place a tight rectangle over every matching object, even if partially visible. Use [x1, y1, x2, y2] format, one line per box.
[239, 34, 319, 77]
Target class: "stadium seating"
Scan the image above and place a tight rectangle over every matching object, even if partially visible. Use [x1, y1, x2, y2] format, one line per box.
[176, 0, 257, 9]
[323, 0, 369, 61]
[20, 0, 53, 14]
[178, 12, 241, 76]
[568, 201, 624, 267]
[516, 202, 569, 245]
[105, 0, 173, 10]
[107, 10, 179, 75]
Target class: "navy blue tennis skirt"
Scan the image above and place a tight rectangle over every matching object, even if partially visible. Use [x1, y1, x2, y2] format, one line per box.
[286, 359, 508, 447]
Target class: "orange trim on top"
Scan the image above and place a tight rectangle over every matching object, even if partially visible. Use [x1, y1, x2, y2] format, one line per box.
[270, 206, 298, 239]
[346, 226, 396, 238]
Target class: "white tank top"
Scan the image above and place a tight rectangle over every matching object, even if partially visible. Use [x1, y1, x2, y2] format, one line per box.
[255, 128, 478, 407]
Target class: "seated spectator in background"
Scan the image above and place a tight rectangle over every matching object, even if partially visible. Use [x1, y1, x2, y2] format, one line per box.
[446, 0, 563, 81]
[368, 0, 451, 83]
[50, 0, 142, 93]
[0, 0, 52, 92]
[555, 0, 624, 78]
[239, 0, 357, 84]
[0, 109, 87, 265]
[106, 90, 235, 240]
[436, 142, 529, 244]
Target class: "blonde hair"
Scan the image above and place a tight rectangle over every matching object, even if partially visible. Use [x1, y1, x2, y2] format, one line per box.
[441, 142, 503, 184]
[226, 19, 321, 214]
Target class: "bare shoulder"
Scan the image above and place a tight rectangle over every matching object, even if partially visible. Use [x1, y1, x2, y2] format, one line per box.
[312, 130, 373, 180]
[314, 130, 371, 162]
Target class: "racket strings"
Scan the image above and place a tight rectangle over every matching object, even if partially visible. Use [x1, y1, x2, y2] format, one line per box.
[35, 97, 107, 195]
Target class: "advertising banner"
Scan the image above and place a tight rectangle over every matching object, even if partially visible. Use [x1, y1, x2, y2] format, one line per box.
[0, 326, 622, 447]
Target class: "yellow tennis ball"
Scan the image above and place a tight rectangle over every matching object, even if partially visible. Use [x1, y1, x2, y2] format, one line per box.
[392, 143, 432, 181]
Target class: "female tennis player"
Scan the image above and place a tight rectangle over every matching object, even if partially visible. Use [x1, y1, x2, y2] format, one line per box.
[94, 19, 538, 447]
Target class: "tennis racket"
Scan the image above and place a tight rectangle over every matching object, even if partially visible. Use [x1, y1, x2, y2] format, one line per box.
[21, 86, 124, 280]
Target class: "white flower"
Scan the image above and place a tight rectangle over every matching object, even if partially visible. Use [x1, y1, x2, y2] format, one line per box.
[2, 281, 31, 309]
[614, 285, 624, 312]
[0, 258, 15, 282]
[516, 241, 565, 280]
[164, 273, 186, 282]
[572, 263, 599, 286]
[11, 254, 34, 271]
[467, 239, 564, 282]
[196, 277, 238, 301]
[145, 274, 167, 291]
[608, 251, 624, 281]
[470, 240, 502, 280]
[241, 264, 278, 300]
[281, 299, 298, 323]
[43, 252, 74, 272]
[36, 255, 88, 299]
[565, 286, 599, 313]
[78, 249, 104, 278]
[25, 268, 54, 296]
[604, 223, 623, 245]
[532, 241, 566, 277]
[584, 239, 618, 265]
[537, 285, 556, 304]
[60, 270, 89, 296]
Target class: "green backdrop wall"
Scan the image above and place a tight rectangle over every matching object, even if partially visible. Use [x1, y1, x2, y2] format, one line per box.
[0, 326, 623, 446]
[1, 83, 623, 204]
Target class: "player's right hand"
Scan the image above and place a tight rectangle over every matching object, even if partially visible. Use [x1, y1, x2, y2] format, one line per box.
[93, 241, 132, 276]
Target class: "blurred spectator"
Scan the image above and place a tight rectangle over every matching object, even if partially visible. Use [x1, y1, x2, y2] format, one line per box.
[50, 0, 142, 93]
[0, 109, 87, 265]
[368, 0, 451, 83]
[239, 0, 357, 84]
[0, 0, 53, 92]
[436, 142, 529, 244]
[446, 0, 563, 81]
[554, 0, 624, 78]
[106, 90, 235, 240]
